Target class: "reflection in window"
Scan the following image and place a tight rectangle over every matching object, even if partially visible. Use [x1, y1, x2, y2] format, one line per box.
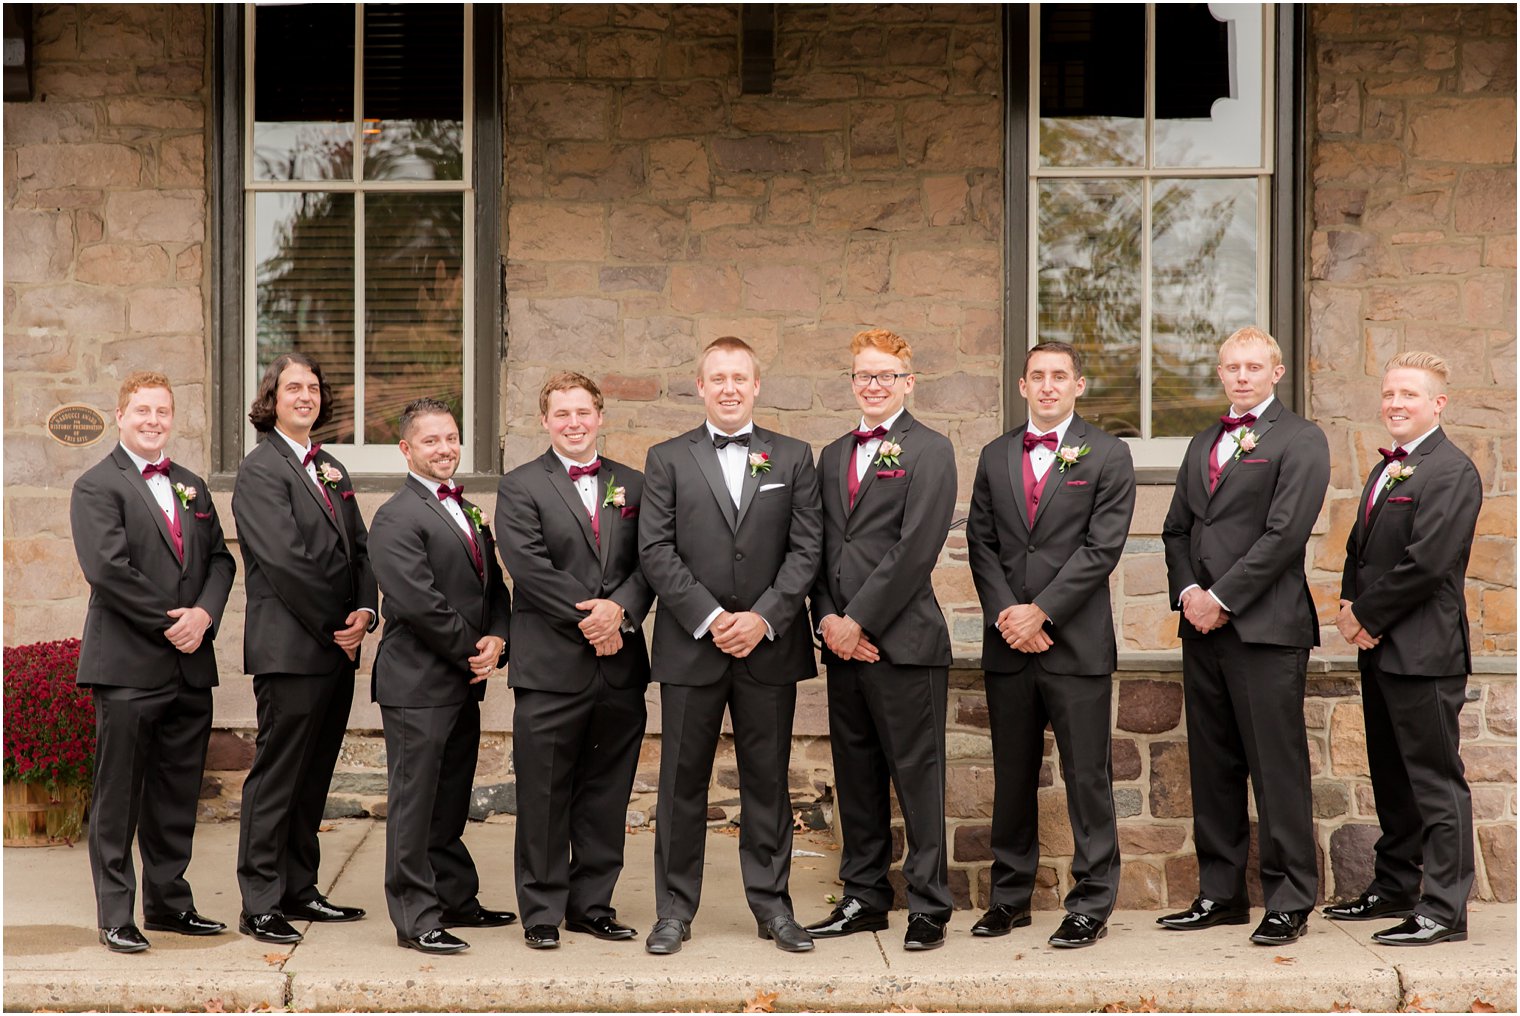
[363, 5, 464, 181]
[253, 5, 354, 182]
[1154, 4, 1263, 168]
[1039, 4, 1144, 168]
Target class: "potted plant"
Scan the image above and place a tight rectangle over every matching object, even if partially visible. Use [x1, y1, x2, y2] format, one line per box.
[3, 638, 94, 846]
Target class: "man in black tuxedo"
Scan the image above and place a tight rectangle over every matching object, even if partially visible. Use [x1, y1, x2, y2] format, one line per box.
[1160, 326, 1330, 946]
[638, 336, 823, 955]
[497, 372, 654, 951]
[1325, 352, 1483, 947]
[966, 342, 1135, 949]
[232, 352, 377, 944]
[70, 371, 237, 953]
[803, 329, 956, 951]
[369, 398, 515, 956]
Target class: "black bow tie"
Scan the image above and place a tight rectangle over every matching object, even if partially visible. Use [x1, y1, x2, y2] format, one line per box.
[713, 432, 750, 450]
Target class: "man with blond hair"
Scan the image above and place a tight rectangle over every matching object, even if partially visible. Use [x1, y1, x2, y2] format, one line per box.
[71, 371, 237, 952]
[805, 329, 957, 951]
[1324, 352, 1482, 947]
[639, 336, 823, 955]
[1160, 326, 1330, 946]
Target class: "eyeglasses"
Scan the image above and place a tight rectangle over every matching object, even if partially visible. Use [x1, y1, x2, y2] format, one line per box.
[848, 372, 911, 389]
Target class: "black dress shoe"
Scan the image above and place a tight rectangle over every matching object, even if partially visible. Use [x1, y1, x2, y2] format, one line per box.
[1049, 912, 1108, 949]
[442, 906, 517, 929]
[283, 897, 365, 923]
[398, 928, 469, 954]
[144, 911, 226, 936]
[1322, 891, 1415, 922]
[100, 925, 150, 953]
[566, 915, 638, 940]
[903, 913, 946, 951]
[758, 915, 814, 952]
[1370, 914, 1468, 947]
[239, 912, 303, 944]
[645, 918, 690, 955]
[1157, 897, 1252, 930]
[524, 924, 560, 949]
[1249, 909, 1310, 945]
[971, 902, 1033, 937]
[804, 896, 889, 938]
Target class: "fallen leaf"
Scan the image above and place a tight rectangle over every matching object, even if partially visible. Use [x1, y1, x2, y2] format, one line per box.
[203, 1001, 226, 1014]
[1400, 996, 1434, 1013]
[1331, 1003, 1361, 1012]
[244, 1005, 272, 1013]
[1472, 1001, 1497, 1013]
[1136, 998, 1159, 1012]
[1273, 955, 1297, 965]
[317, 824, 334, 833]
[887, 1005, 922, 1013]
[262, 953, 285, 966]
[744, 990, 779, 1013]
[419, 965, 434, 973]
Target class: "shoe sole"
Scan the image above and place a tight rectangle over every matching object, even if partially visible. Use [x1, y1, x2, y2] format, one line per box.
[757, 928, 814, 952]
[1322, 910, 1414, 922]
[646, 925, 691, 955]
[806, 919, 890, 938]
[442, 917, 518, 929]
[1372, 931, 1467, 947]
[1158, 915, 1252, 930]
[1050, 927, 1108, 949]
[972, 916, 1033, 938]
[524, 938, 561, 949]
[100, 938, 150, 954]
[1250, 928, 1308, 946]
[296, 913, 365, 923]
[565, 922, 637, 941]
[143, 922, 224, 936]
[903, 938, 945, 951]
[397, 937, 469, 954]
[238, 927, 302, 945]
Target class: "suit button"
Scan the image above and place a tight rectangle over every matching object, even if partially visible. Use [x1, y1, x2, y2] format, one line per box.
[734, 552, 744, 561]
[1204, 517, 1212, 526]
[1027, 545, 1035, 554]
[844, 535, 852, 542]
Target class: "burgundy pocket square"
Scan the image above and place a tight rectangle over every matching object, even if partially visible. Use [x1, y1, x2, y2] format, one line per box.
[193, 511, 212, 520]
[1065, 480, 1089, 486]
[620, 505, 639, 518]
[1241, 458, 1269, 464]
[876, 469, 906, 479]
[340, 489, 355, 501]
[1387, 496, 1414, 503]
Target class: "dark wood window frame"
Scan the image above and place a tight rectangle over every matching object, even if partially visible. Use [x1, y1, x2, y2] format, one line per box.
[209, 4, 503, 489]
[1003, 4, 1304, 483]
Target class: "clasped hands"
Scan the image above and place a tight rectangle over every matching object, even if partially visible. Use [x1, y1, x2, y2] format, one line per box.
[819, 614, 880, 663]
[1335, 599, 1381, 650]
[711, 610, 768, 659]
[164, 606, 214, 653]
[576, 598, 625, 657]
[996, 603, 1052, 653]
[1180, 588, 1230, 635]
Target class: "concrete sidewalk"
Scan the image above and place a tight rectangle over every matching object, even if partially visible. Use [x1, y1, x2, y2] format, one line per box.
[3, 819, 1514, 1013]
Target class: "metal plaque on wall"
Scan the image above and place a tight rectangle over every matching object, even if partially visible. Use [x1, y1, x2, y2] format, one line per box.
[47, 405, 107, 447]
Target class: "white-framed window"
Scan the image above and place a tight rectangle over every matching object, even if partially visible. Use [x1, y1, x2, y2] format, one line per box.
[243, 2, 475, 473]
[1028, 2, 1273, 468]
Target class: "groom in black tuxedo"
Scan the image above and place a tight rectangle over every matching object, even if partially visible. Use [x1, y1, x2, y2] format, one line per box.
[638, 336, 823, 955]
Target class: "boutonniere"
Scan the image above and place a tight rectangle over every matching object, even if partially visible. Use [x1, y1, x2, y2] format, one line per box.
[1056, 444, 1090, 473]
[1384, 463, 1416, 491]
[1233, 428, 1260, 460]
[875, 440, 903, 469]
[461, 503, 489, 536]
[748, 452, 771, 476]
[318, 463, 343, 488]
[602, 475, 626, 508]
[172, 482, 197, 508]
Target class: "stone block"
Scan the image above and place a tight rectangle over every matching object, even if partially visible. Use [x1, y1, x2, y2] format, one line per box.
[1364, 281, 1462, 323]
[599, 373, 660, 402]
[1117, 679, 1183, 734]
[1312, 141, 1404, 190]
[848, 101, 899, 167]
[1454, 168, 1516, 234]
[510, 82, 613, 141]
[205, 731, 256, 771]
[647, 138, 711, 200]
[469, 782, 517, 820]
[329, 772, 388, 795]
[953, 823, 992, 862]
[543, 142, 644, 200]
[1149, 741, 1191, 819]
[1121, 554, 1169, 598]
[1461, 39, 1517, 94]
[740, 264, 824, 314]
[1468, 537, 1518, 587]
[586, 31, 661, 78]
[598, 266, 666, 293]
[1398, 242, 1486, 276]
[1472, 785, 1509, 821]
[608, 204, 686, 261]
[1318, 36, 1422, 76]
[127, 287, 202, 333]
[104, 190, 204, 244]
[1461, 273, 1513, 328]
[105, 97, 202, 131]
[1037, 787, 1074, 855]
[1316, 78, 1360, 135]
[1327, 823, 1380, 901]
[1121, 602, 1182, 652]
[1114, 787, 1142, 818]
[322, 797, 368, 819]
[912, 372, 998, 415]
[619, 82, 728, 139]
[1112, 738, 1141, 782]
[16, 143, 142, 191]
[1164, 854, 1199, 906]
[1485, 678, 1516, 737]
[816, 182, 923, 231]
[10, 284, 127, 334]
[1465, 744, 1518, 784]
[158, 134, 204, 189]
[4, 209, 75, 284]
[763, 177, 811, 226]
[1116, 860, 1165, 909]
[1119, 824, 1186, 855]
[1480, 824, 1517, 901]
[508, 296, 621, 365]
[670, 264, 741, 314]
[902, 100, 1000, 170]
[508, 203, 605, 261]
[1408, 98, 1516, 164]
[1329, 702, 1370, 778]
[712, 135, 833, 175]
[945, 763, 995, 818]
[955, 694, 989, 729]
[690, 201, 756, 232]
[1313, 781, 1350, 819]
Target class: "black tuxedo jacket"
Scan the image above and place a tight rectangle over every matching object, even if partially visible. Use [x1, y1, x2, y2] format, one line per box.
[232, 435, 379, 675]
[811, 412, 955, 668]
[1341, 428, 1482, 677]
[369, 476, 510, 708]
[496, 450, 653, 693]
[638, 424, 823, 687]
[70, 446, 236, 689]
[1162, 398, 1330, 649]
[967, 415, 1135, 676]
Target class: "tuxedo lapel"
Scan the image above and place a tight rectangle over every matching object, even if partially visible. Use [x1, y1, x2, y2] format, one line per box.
[542, 451, 599, 556]
[114, 447, 180, 564]
[835, 437, 855, 519]
[1210, 400, 1280, 499]
[849, 413, 913, 519]
[688, 429, 738, 531]
[735, 429, 770, 530]
[595, 469, 614, 574]
[1366, 428, 1444, 540]
[168, 464, 195, 574]
[410, 476, 483, 586]
[1355, 458, 1384, 548]
[1005, 426, 1031, 534]
[272, 436, 348, 548]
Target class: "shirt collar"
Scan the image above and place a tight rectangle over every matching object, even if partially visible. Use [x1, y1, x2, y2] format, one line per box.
[857, 407, 906, 435]
[553, 449, 600, 474]
[119, 443, 165, 475]
[706, 420, 755, 441]
[410, 471, 455, 496]
[1026, 412, 1075, 446]
[272, 426, 312, 461]
[1394, 425, 1440, 456]
[1228, 393, 1275, 420]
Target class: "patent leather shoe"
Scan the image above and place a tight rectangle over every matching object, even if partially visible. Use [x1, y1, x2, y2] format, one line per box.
[100, 925, 150, 953]
[283, 897, 365, 923]
[442, 906, 517, 928]
[1370, 914, 1467, 947]
[758, 915, 814, 952]
[645, 918, 690, 955]
[144, 910, 226, 936]
[804, 896, 889, 938]
[1322, 891, 1415, 922]
[398, 928, 469, 954]
[903, 913, 946, 951]
[971, 902, 1033, 937]
[239, 912, 303, 944]
[566, 915, 637, 940]
[1157, 897, 1251, 930]
[523, 924, 560, 949]
[1249, 909, 1310, 945]
[1049, 912, 1108, 948]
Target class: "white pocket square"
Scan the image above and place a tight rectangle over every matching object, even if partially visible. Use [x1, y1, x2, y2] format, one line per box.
[759, 482, 786, 491]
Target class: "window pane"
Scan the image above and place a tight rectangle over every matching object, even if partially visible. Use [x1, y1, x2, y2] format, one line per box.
[1037, 179, 1143, 437]
[253, 5, 354, 182]
[254, 192, 356, 443]
[363, 5, 464, 181]
[1039, 4, 1145, 168]
[1151, 178, 1259, 436]
[364, 194, 465, 444]
[1154, 3, 1264, 168]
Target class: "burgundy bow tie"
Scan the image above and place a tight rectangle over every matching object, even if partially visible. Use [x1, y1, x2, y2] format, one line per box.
[436, 483, 465, 503]
[1023, 431, 1059, 452]
[301, 444, 322, 468]
[1219, 412, 1257, 432]
[1378, 446, 1408, 464]
[142, 459, 172, 479]
[852, 425, 888, 444]
[568, 461, 600, 481]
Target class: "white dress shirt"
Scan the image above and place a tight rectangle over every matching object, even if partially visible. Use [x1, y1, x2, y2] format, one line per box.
[1182, 394, 1278, 613]
[1025, 412, 1075, 483]
[412, 471, 474, 538]
[1371, 425, 1438, 501]
[553, 449, 601, 518]
[696, 420, 771, 641]
[853, 407, 907, 483]
[120, 443, 176, 519]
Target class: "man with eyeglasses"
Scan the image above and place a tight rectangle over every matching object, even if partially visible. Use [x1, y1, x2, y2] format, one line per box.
[803, 329, 957, 952]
